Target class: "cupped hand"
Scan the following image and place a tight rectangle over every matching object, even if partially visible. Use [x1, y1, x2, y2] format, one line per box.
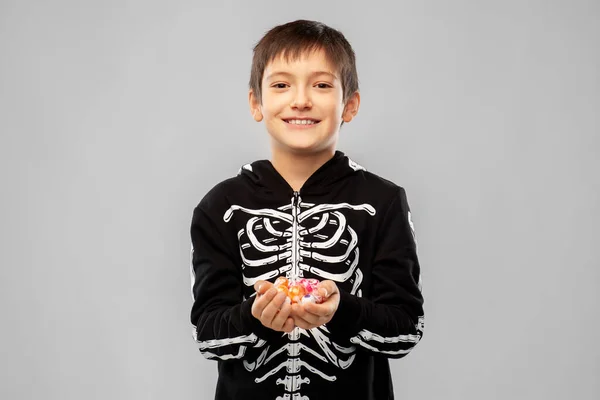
[290, 280, 340, 330]
[251, 280, 295, 332]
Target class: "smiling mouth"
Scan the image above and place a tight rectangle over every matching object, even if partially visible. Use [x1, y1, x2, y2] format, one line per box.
[282, 119, 321, 126]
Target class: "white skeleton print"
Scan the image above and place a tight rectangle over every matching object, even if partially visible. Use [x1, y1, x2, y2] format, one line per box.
[223, 193, 376, 400]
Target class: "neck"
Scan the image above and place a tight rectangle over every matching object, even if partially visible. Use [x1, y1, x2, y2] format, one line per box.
[270, 148, 336, 192]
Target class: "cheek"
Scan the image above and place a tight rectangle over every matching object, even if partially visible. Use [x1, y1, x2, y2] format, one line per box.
[324, 104, 345, 122]
[321, 94, 344, 117]
[261, 95, 287, 118]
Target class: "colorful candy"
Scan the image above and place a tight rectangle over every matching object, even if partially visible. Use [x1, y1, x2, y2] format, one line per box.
[273, 277, 324, 304]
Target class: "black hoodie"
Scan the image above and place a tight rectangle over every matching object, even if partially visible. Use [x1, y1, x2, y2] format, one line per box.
[190, 151, 424, 400]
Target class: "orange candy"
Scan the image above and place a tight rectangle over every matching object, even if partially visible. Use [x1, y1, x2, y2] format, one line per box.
[275, 285, 289, 296]
[288, 284, 306, 303]
[274, 277, 289, 287]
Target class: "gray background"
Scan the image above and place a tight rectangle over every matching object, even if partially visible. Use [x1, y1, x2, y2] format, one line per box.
[1, 0, 598, 399]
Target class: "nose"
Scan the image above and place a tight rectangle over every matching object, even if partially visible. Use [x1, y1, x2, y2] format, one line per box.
[290, 88, 312, 110]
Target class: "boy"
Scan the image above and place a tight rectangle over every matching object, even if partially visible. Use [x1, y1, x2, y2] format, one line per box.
[190, 19, 424, 400]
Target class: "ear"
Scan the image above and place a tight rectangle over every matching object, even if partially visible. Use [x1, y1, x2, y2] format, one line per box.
[249, 89, 263, 122]
[342, 91, 360, 123]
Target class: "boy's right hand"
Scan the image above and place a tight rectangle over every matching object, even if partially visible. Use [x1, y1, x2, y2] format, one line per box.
[252, 280, 295, 333]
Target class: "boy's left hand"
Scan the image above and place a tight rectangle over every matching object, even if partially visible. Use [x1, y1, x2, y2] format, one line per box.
[290, 280, 340, 330]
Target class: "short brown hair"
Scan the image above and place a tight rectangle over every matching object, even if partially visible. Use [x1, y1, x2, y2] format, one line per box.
[249, 20, 359, 105]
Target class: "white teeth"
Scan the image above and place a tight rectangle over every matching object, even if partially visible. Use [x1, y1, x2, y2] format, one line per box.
[287, 119, 317, 125]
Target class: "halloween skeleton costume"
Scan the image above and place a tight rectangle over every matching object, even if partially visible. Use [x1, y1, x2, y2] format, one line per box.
[190, 151, 424, 400]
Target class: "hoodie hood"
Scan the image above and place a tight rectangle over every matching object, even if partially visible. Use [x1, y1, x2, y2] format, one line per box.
[237, 151, 365, 196]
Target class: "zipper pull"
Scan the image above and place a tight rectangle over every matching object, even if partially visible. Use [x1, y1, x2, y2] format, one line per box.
[293, 191, 299, 206]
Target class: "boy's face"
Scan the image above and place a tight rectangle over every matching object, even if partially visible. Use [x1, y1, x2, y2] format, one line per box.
[249, 48, 359, 155]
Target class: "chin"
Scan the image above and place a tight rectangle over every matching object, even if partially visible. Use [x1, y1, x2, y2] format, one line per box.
[282, 139, 338, 155]
[268, 127, 338, 154]
[282, 143, 322, 154]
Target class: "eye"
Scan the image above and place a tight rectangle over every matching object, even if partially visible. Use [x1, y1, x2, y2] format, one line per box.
[272, 83, 288, 89]
[316, 83, 332, 89]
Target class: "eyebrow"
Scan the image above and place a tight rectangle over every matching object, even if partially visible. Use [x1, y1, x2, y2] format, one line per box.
[265, 71, 338, 81]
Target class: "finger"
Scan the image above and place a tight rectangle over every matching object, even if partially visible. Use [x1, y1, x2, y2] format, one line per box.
[251, 287, 278, 319]
[292, 303, 321, 325]
[292, 314, 316, 330]
[254, 280, 273, 295]
[271, 300, 292, 331]
[282, 317, 295, 332]
[261, 291, 288, 325]
[303, 301, 335, 318]
[317, 280, 337, 299]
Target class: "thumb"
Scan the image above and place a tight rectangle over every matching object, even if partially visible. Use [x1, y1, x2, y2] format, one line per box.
[254, 280, 272, 294]
[318, 280, 337, 299]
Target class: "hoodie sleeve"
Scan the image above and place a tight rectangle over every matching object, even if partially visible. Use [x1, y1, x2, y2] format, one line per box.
[324, 187, 425, 359]
[190, 205, 283, 362]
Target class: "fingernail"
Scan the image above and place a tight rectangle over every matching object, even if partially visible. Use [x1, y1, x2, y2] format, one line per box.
[257, 284, 262, 292]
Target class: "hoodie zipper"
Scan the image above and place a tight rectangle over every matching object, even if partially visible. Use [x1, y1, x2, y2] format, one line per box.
[290, 190, 301, 390]
[291, 191, 300, 280]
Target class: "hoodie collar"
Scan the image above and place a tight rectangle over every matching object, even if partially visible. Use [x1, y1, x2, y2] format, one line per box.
[239, 150, 364, 197]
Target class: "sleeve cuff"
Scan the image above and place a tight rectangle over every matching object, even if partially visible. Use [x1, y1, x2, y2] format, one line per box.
[240, 296, 284, 342]
[325, 290, 363, 339]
